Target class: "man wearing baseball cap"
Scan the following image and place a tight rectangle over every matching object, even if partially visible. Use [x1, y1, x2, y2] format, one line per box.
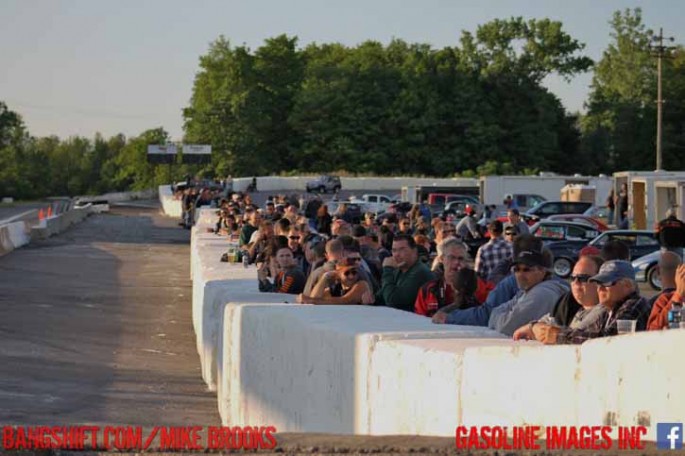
[531, 260, 651, 344]
[488, 244, 569, 336]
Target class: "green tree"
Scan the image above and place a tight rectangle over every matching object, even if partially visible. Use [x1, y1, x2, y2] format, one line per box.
[579, 8, 684, 172]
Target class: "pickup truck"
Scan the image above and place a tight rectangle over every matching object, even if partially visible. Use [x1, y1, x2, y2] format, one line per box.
[348, 194, 393, 214]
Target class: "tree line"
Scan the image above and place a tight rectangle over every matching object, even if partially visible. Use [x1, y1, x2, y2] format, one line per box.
[1, 8, 683, 200]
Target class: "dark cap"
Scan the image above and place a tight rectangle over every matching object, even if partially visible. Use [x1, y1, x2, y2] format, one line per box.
[511, 249, 546, 268]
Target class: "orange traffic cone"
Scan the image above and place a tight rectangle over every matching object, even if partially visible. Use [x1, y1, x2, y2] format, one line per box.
[47, 206, 53, 217]
[38, 209, 45, 220]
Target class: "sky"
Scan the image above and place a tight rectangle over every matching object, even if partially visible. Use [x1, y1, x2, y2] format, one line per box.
[1, 0, 683, 142]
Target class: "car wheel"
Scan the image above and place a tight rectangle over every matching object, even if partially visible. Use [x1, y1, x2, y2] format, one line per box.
[647, 265, 661, 291]
[553, 258, 573, 278]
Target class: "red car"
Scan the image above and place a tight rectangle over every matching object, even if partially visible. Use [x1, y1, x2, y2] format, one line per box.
[546, 214, 609, 232]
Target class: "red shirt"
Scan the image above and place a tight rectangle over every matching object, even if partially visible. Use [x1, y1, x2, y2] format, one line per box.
[415, 277, 494, 317]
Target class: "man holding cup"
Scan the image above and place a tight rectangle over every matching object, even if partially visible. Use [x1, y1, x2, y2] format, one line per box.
[531, 260, 651, 344]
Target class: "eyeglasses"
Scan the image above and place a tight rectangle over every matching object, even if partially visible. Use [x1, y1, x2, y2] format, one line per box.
[343, 269, 359, 278]
[289, 236, 300, 240]
[570, 274, 592, 283]
[598, 281, 619, 288]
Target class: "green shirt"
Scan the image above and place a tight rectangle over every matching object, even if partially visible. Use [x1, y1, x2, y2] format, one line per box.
[378, 261, 434, 313]
[239, 223, 258, 247]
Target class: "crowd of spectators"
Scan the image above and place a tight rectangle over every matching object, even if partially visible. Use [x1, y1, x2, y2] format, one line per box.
[193, 183, 685, 344]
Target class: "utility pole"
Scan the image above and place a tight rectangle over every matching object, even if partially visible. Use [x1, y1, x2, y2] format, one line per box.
[650, 28, 675, 171]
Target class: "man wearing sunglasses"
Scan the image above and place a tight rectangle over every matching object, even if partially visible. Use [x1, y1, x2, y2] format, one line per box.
[487, 246, 569, 336]
[531, 260, 651, 344]
[513, 255, 606, 340]
[297, 258, 373, 305]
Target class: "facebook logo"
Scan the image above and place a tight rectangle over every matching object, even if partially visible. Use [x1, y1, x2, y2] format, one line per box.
[657, 423, 683, 450]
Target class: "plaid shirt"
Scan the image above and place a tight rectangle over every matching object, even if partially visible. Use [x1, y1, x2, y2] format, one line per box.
[475, 237, 513, 280]
[555, 292, 651, 344]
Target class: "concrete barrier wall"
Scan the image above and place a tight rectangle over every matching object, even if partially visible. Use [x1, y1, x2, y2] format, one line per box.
[219, 304, 505, 433]
[190, 209, 684, 438]
[0, 221, 31, 257]
[31, 207, 91, 241]
[366, 337, 515, 436]
[159, 185, 182, 217]
[578, 330, 685, 441]
[210, 176, 478, 193]
[460, 343, 580, 427]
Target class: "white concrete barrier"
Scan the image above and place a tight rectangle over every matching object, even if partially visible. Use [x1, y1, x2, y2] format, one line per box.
[578, 330, 685, 440]
[460, 343, 580, 428]
[218, 304, 505, 433]
[30, 207, 91, 240]
[0, 221, 31, 257]
[367, 337, 514, 436]
[226, 176, 479, 192]
[159, 185, 182, 217]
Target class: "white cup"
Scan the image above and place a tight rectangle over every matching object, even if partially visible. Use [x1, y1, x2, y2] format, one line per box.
[616, 319, 637, 334]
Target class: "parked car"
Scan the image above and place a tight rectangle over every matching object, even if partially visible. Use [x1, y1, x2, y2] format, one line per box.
[348, 194, 393, 214]
[306, 175, 341, 194]
[531, 221, 601, 243]
[632, 250, 661, 291]
[546, 214, 610, 232]
[547, 229, 660, 278]
[525, 201, 594, 221]
[583, 205, 612, 226]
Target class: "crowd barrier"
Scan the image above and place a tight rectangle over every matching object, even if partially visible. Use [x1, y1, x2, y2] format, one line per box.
[189, 208, 683, 439]
[0, 221, 31, 257]
[31, 206, 92, 241]
[230, 176, 477, 192]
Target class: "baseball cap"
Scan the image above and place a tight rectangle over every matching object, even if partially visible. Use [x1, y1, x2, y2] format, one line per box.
[511, 249, 546, 268]
[589, 260, 635, 285]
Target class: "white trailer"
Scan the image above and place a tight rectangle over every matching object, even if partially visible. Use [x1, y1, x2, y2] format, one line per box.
[615, 171, 685, 229]
[479, 175, 613, 207]
[655, 179, 685, 222]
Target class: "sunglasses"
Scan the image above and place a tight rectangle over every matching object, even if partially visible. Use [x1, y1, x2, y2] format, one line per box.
[505, 232, 516, 236]
[342, 269, 359, 277]
[289, 236, 300, 240]
[598, 281, 619, 288]
[570, 274, 592, 283]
